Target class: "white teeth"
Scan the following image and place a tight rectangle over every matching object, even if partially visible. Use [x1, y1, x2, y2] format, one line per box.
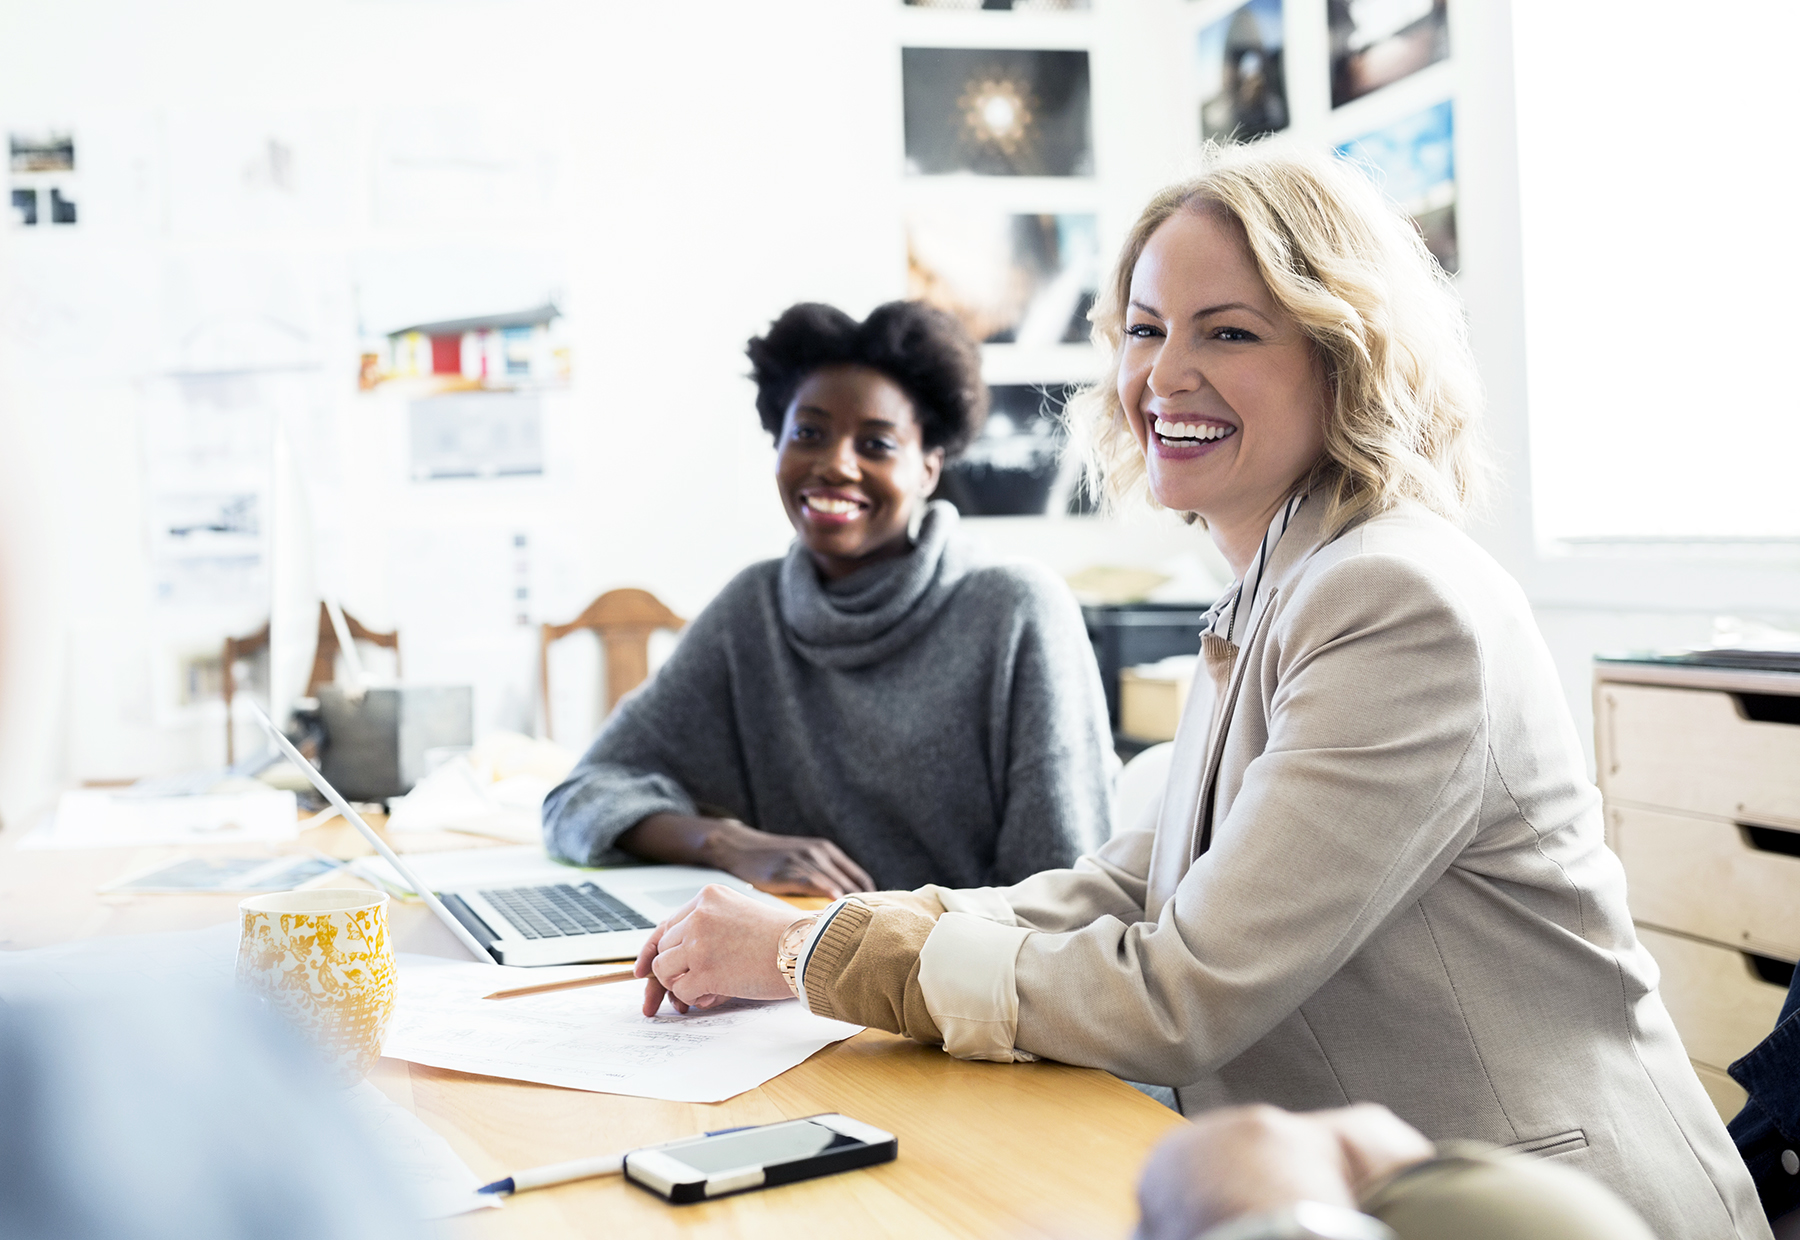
[1154, 419, 1233, 441]
[805, 495, 861, 515]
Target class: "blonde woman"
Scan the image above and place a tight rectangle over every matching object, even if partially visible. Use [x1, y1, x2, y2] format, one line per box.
[630, 145, 1768, 1239]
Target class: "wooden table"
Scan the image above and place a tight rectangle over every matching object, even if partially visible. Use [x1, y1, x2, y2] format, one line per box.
[0, 814, 1184, 1238]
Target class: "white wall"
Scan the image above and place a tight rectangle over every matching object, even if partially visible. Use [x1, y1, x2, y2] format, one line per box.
[0, 0, 1212, 822]
[11, 0, 1788, 823]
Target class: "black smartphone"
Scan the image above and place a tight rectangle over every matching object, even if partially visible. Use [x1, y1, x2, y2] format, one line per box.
[622, 1113, 897, 1205]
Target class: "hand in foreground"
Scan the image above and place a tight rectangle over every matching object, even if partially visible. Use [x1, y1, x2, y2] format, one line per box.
[1134, 1103, 1433, 1240]
[634, 884, 807, 1017]
[700, 819, 874, 899]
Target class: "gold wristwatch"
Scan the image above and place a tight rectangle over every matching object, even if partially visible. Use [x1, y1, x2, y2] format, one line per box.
[776, 915, 820, 998]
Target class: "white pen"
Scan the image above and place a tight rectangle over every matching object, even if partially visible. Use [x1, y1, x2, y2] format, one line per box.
[476, 1125, 756, 1196]
[477, 1151, 625, 1197]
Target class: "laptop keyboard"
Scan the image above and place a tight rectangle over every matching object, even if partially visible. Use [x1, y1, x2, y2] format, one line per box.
[478, 883, 655, 940]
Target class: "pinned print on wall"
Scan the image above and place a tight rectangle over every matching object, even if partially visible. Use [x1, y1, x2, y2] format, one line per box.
[1329, 0, 1449, 108]
[903, 0, 1089, 8]
[408, 393, 544, 483]
[9, 130, 78, 227]
[1338, 99, 1456, 274]
[907, 210, 1098, 346]
[935, 384, 1087, 517]
[354, 249, 571, 396]
[902, 48, 1093, 177]
[1197, 0, 1288, 141]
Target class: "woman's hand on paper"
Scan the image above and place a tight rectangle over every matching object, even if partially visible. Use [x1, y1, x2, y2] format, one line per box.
[636, 884, 799, 1016]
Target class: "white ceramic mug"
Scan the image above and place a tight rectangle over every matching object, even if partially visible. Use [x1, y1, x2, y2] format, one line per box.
[236, 888, 398, 1085]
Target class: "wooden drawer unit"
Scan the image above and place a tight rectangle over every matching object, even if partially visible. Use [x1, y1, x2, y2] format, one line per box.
[1595, 662, 1800, 1121]
[1609, 805, 1800, 961]
[1598, 681, 1800, 826]
[1637, 926, 1791, 1074]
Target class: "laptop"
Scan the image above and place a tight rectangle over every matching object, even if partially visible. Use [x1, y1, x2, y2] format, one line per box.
[355, 846, 765, 967]
[249, 699, 770, 968]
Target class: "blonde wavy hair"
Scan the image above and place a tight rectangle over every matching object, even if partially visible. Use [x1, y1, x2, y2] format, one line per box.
[1069, 141, 1487, 534]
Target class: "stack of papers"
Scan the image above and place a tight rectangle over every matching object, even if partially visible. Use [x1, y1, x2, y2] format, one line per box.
[24, 789, 299, 850]
[386, 731, 577, 843]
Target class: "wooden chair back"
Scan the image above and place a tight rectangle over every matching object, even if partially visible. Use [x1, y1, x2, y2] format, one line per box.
[540, 588, 686, 740]
[305, 602, 400, 699]
[221, 622, 270, 766]
[219, 604, 400, 764]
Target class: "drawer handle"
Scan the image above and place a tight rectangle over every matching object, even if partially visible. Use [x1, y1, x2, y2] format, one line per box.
[1740, 824, 1800, 859]
[1735, 693, 1800, 727]
[1744, 951, 1797, 990]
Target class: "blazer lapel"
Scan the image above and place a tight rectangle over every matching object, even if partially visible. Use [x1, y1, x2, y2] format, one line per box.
[1145, 648, 1221, 918]
[1183, 500, 1337, 861]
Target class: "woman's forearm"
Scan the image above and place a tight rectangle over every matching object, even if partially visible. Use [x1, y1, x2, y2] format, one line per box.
[615, 812, 723, 867]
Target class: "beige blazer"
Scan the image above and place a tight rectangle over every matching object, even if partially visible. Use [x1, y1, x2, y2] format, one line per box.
[915, 499, 1768, 1240]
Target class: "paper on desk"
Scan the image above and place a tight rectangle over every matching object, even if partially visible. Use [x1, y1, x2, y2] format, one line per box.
[22, 789, 299, 850]
[386, 731, 577, 844]
[0, 927, 496, 1220]
[0, 923, 241, 998]
[386, 952, 864, 1103]
[343, 1080, 502, 1219]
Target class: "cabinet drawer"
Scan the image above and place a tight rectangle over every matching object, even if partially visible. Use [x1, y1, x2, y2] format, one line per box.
[1597, 683, 1800, 825]
[1691, 1061, 1748, 1124]
[1638, 926, 1789, 1071]
[1611, 805, 1800, 960]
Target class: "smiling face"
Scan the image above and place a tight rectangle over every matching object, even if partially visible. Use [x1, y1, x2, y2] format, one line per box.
[1119, 206, 1329, 575]
[775, 364, 944, 581]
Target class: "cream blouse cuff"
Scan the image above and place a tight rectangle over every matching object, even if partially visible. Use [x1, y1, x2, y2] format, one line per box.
[922, 885, 1021, 926]
[917, 912, 1038, 1063]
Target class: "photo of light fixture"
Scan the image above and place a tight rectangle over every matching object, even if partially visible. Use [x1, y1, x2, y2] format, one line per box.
[959, 74, 1034, 159]
[902, 48, 1092, 177]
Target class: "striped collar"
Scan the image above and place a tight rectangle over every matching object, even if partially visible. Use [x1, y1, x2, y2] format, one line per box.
[1200, 492, 1307, 645]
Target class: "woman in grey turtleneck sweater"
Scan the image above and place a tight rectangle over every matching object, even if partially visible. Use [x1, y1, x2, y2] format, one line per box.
[543, 301, 1114, 896]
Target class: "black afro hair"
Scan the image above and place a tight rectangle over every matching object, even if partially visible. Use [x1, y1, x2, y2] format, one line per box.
[746, 300, 988, 460]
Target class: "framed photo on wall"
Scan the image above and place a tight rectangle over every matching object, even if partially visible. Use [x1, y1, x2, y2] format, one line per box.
[902, 47, 1094, 177]
[1329, 0, 1449, 108]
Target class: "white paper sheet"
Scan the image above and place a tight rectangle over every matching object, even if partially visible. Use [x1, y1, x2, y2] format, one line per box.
[342, 1080, 502, 1219]
[386, 952, 863, 1103]
[0, 923, 241, 997]
[23, 789, 299, 850]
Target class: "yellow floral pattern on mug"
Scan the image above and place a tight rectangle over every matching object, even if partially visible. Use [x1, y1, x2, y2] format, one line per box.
[236, 889, 397, 1085]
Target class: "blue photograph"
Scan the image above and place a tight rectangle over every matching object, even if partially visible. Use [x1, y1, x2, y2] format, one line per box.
[1338, 98, 1456, 272]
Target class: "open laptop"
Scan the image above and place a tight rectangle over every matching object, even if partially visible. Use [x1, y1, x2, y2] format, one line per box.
[249, 699, 768, 968]
[357, 846, 764, 967]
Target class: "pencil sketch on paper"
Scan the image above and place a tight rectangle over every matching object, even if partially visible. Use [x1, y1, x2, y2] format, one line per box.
[384, 954, 863, 1103]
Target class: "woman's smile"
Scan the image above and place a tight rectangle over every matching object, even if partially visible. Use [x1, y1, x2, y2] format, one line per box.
[798, 488, 872, 524]
[1149, 416, 1237, 459]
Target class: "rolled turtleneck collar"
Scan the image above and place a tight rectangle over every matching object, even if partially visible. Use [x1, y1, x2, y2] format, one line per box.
[778, 500, 971, 670]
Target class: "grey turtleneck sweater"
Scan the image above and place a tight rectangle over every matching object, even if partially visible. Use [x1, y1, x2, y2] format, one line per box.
[542, 502, 1115, 891]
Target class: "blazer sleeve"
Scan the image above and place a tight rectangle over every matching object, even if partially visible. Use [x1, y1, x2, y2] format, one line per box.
[540, 587, 750, 867]
[987, 571, 1118, 885]
[1003, 553, 1492, 1083]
